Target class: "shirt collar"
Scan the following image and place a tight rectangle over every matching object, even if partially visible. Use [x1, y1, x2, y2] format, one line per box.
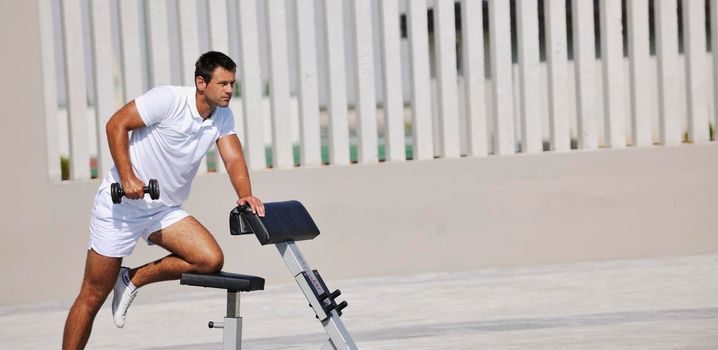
[189, 86, 215, 126]
[189, 86, 202, 122]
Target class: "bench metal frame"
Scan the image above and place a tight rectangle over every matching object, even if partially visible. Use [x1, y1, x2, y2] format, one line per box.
[213, 291, 243, 350]
[183, 200, 358, 350]
[277, 240, 358, 349]
[180, 271, 264, 350]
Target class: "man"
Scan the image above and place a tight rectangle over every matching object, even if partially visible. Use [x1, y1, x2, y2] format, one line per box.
[62, 51, 264, 350]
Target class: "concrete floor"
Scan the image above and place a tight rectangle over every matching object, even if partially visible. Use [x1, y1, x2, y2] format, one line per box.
[1, 254, 717, 349]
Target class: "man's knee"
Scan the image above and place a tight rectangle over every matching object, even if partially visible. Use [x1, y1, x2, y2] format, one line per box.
[76, 286, 111, 312]
[195, 250, 224, 274]
[75, 252, 119, 311]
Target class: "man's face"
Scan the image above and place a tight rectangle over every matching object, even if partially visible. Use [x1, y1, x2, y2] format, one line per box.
[197, 67, 236, 108]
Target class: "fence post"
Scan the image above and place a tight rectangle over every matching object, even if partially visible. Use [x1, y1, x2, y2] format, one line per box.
[627, 0, 652, 147]
[489, 0, 516, 155]
[461, 0, 488, 157]
[350, 0, 379, 164]
[683, 0, 710, 143]
[600, 0, 627, 148]
[433, 0, 460, 158]
[39, 0, 61, 181]
[90, 0, 117, 179]
[545, 0, 570, 151]
[237, 0, 267, 170]
[61, 0, 91, 180]
[294, 0, 322, 166]
[322, 0, 351, 165]
[265, 0, 294, 169]
[407, 0, 434, 161]
[572, 0, 599, 150]
[655, 0, 682, 145]
[516, 0, 542, 154]
[379, 0, 407, 162]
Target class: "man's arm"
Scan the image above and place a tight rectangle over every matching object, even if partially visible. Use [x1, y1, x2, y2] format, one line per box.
[217, 134, 265, 216]
[105, 101, 147, 200]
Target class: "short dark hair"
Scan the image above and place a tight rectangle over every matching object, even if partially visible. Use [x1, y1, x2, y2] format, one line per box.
[194, 51, 237, 84]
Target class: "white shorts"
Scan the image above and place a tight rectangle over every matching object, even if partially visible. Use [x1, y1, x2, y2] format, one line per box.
[88, 184, 189, 258]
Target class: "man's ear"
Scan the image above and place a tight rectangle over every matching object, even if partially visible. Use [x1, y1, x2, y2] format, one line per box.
[195, 76, 206, 91]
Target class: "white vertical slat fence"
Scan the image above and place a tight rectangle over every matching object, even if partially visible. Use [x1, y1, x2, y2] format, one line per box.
[90, 0, 116, 178]
[350, 0, 379, 164]
[683, 0, 709, 143]
[433, 0, 460, 158]
[294, 0, 322, 166]
[516, 0, 542, 154]
[627, 0, 651, 147]
[544, 0, 570, 151]
[378, 0, 406, 162]
[572, 0, 598, 150]
[39, 0, 718, 182]
[61, 0, 90, 180]
[236, 0, 266, 170]
[407, 0, 434, 161]
[460, 0, 487, 157]
[489, 0, 515, 155]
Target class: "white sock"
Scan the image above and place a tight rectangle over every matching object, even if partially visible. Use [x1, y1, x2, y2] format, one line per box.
[121, 268, 138, 293]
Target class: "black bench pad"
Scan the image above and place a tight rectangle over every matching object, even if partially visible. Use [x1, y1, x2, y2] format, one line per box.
[229, 200, 320, 245]
[180, 272, 265, 292]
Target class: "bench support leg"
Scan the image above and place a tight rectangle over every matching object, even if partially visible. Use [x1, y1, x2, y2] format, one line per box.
[320, 338, 336, 350]
[222, 317, 242, 350]
[277, 241, 358, 350]
[223, 291, 243, 350]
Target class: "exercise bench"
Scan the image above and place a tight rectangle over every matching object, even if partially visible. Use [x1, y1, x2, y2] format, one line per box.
[180, 272, 265, 348]
[180, 200, 358, 350]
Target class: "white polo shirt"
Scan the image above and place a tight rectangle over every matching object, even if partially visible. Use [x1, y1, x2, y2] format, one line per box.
[102, 86, 236, 210]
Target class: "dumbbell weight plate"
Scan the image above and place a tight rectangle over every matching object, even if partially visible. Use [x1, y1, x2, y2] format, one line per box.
[148, 179, 160, 200]
[111, 183, 123, 204]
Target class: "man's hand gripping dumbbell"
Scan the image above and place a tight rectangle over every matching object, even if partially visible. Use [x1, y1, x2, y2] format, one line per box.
[111, 178, 160, 204]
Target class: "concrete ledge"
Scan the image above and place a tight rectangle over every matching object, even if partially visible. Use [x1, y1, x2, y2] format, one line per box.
[1, 143, 718, 305]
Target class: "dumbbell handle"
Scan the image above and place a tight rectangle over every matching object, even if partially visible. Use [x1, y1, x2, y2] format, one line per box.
[111, 178, 160, 204]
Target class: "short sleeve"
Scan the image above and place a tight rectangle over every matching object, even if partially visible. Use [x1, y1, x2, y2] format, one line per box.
[217, 108, 237, 139]
[134, 86, 180, 127]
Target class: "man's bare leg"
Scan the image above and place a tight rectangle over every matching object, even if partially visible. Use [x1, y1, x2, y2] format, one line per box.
[62, 249, 122, 350]
[128, 216, 223, 288]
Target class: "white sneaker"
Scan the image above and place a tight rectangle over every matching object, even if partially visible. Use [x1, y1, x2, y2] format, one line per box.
[111, 267, 138, 328]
